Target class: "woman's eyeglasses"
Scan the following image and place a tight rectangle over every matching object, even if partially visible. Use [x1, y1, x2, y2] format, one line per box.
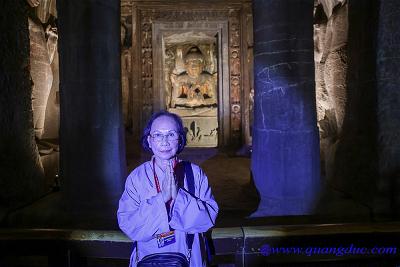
[150, 131, 179, 142]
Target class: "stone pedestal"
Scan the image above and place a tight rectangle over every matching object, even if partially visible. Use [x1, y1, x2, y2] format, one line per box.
[41, 150, 59, 189]
[169, 107, 218, 147]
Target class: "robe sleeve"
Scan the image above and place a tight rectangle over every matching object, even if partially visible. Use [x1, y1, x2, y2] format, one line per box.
[117, 169, 170, 242]
[169, 165, 219, 233]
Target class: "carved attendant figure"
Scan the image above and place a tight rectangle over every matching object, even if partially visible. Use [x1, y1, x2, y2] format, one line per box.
[121, 23, 132, 129]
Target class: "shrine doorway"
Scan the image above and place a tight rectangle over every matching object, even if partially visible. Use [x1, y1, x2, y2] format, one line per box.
[152, 21, 229, 147]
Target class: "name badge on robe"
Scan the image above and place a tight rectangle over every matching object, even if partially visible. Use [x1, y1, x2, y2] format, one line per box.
[156, 230, 176, 248]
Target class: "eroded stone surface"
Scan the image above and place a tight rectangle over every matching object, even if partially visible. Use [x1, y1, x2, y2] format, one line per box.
[375, 0, 400, 215]
[0, 1, 46, 212]
[314, 0, 348, 136]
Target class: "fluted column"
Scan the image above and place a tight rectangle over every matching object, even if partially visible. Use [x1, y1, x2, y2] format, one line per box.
[57, 0, 126, 219]
[251, 0, 321, 216]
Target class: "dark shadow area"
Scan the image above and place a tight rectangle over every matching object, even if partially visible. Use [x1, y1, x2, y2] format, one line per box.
[334, 0, 379, 211]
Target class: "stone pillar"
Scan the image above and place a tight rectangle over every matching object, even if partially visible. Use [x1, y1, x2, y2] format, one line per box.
[251, 0, 321, 216]
[0, 1, 46, 214]
[375, 0, 400, 216]
[57, 1, 126, 219]
[331, 0, 378, 205]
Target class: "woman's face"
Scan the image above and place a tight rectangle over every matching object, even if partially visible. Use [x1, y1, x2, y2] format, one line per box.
[147, 115, 180, 162]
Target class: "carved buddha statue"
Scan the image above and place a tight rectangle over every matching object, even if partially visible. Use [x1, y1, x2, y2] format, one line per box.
[170, 47, 217, 108]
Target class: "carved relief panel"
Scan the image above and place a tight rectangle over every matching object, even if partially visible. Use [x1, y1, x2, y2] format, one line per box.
[165, 39, 219, 147]
[128, 1, 253, 148]
[229, 13, 242, 144]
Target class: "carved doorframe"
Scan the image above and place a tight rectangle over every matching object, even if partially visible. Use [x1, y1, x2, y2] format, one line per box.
[131, 4, 248, 148]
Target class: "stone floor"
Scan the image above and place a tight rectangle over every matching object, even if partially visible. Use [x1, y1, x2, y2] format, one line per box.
[2, 147, 375, 230]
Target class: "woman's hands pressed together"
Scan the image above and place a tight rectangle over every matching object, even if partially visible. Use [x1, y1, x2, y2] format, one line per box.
[161, 159, 178, 203]
[118, 112, 219, 265]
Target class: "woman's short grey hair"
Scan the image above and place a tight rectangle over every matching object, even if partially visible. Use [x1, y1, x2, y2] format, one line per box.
[141, 110, 187, 154]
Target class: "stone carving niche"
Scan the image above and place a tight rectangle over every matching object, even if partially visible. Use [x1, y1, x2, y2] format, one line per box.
[164, 35, 218, 147]
[153, 21, 230, 147]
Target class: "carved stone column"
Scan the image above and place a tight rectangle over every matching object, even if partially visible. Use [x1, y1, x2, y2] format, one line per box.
[0, 1, 46, 213]
[251, 0, 321, 216]
[57, 0, 126, 220]
[375, 0, 400, 216]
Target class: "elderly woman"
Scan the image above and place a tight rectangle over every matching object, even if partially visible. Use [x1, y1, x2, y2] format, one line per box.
[117, 111, 218, 267]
